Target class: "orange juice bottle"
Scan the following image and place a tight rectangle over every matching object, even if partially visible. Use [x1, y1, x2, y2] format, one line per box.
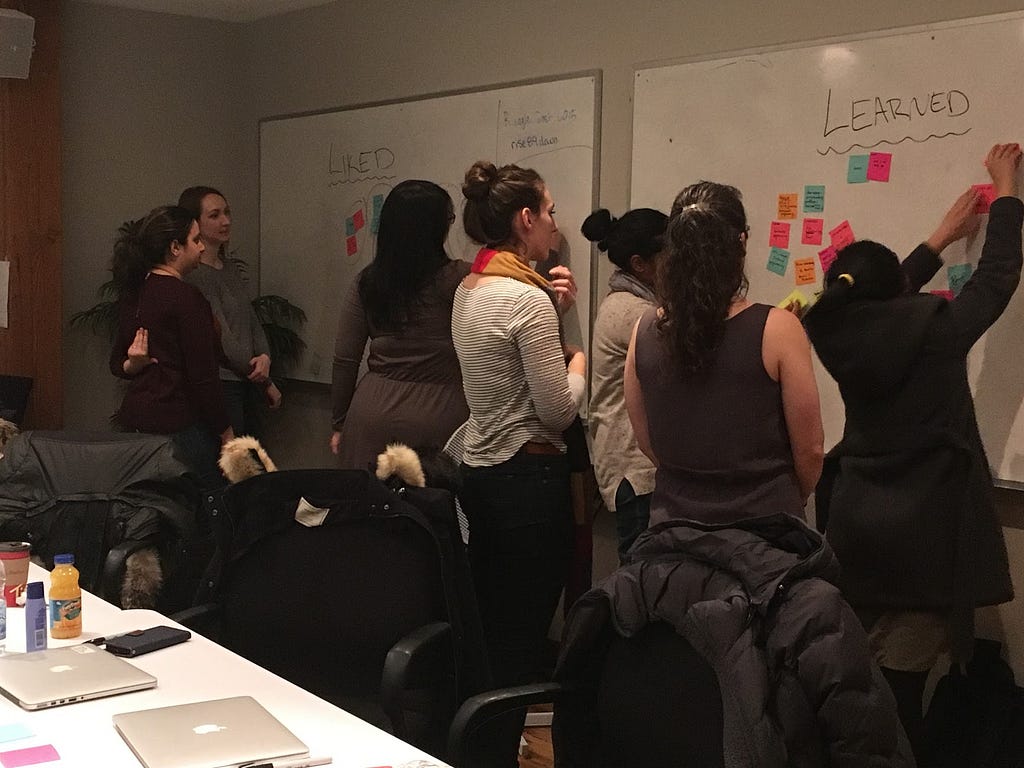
[49, 554, 82, 639]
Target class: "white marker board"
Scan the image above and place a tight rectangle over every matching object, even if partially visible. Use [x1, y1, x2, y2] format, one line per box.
[631, 13, 1024, 484]
[260, 72, 599, 385]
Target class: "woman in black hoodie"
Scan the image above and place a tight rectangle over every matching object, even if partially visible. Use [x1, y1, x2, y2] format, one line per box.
[804, 142, 1022, 760]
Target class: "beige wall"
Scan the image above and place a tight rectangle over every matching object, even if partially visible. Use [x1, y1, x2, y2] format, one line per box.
[62, 0, 1024, 663]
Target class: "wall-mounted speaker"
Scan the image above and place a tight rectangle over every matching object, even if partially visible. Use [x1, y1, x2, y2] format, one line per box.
[0, 9, 34, 79]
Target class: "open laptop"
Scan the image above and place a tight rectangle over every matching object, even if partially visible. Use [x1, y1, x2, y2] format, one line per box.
[0, 644, 157, 710]
[113, 696, 309, 768]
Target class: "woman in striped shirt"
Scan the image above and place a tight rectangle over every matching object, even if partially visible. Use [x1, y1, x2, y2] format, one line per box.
[450, 160, 585, 764]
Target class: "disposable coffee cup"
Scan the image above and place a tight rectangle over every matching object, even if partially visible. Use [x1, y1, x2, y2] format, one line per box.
[0, 542, 31, 607]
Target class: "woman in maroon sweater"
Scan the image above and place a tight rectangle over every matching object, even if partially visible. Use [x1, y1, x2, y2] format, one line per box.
[109, 205, 233, 489]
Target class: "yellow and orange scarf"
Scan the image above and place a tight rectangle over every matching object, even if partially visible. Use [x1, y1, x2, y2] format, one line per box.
[470, 247, 553, 293]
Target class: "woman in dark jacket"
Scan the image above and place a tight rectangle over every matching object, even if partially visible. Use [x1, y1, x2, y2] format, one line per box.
[804, 142, 1022, 760]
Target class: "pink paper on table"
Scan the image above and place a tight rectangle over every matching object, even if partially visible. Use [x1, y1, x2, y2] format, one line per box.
[352, 209, 365, 230]
[777, 193, 799, 220]
[0, 744, 60, 767]
[972, 184, 997, 214]
[867, 152, 892, 182]
[802, 218, 824, 245]
[818, 245, 838, 274]
[794, 258, 816, 286]
[930, 289, 955, 301]
[829, 220, 855, 250]
[346, 235, 358, 256]
[769, 221, 791, 248]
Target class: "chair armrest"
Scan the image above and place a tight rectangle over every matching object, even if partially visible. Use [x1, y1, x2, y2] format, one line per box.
[382, 621, 452, 694]
[169, 602, 221, 638]
[447, 682, 566, 766]
[380, 621, 453, 752]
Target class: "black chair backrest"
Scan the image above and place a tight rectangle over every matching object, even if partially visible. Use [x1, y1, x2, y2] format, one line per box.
[0, 375, 32, 426]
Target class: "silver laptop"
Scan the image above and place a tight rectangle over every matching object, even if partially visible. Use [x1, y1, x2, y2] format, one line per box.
[113, 696, 309, 768]
[0, 644, 157, 710]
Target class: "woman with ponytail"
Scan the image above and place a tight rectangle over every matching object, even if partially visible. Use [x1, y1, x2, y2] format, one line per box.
[109, 205, 232, 489]
[803, 143, 1022, 760]
[584, 207, 666, 560]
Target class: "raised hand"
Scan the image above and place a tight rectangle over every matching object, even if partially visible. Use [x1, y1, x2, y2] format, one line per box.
[122, 327, 157, 375]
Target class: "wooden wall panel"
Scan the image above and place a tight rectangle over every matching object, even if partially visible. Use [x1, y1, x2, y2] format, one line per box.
[0, 0, 61, 428]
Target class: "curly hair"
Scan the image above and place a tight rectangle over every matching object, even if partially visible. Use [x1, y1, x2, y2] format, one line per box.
[656, 181, 749, 372]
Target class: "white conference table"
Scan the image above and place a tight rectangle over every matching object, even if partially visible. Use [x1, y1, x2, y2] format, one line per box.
[0, 563, 452, 768]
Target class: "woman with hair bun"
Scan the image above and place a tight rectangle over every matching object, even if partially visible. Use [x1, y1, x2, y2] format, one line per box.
[583, 206, 667, 560]
[109, 205, 232, 489]
[804, 142, 1022, 759]
[450, 160, 584, 764]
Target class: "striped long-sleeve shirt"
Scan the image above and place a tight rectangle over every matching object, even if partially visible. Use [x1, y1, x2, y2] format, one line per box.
[450, 278, 584, 467]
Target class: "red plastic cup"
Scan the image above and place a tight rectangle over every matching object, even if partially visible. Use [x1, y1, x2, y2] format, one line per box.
[0, 542, 31, 607]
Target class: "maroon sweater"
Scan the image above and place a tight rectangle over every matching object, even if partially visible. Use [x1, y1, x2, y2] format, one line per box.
[110, 273, 229, 436]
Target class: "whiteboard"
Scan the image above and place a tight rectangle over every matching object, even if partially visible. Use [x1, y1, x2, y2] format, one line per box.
[260, 72, 599, 384]
[631, 13, 1024, 484]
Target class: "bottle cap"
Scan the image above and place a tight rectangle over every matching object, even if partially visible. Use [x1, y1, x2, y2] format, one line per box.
[27, 582, 43, 600]
[54, 554, 74, 565]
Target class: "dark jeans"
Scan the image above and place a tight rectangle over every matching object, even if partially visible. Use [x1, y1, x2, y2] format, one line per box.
[222, 379, 265, 440]
[460, 452, 573, 766]
[615, 479, 651, 563]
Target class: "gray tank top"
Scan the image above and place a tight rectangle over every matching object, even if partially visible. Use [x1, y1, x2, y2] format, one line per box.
[634, 303, 804, 525]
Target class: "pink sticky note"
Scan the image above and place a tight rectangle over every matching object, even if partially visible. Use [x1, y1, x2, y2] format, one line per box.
[346, 235, 358, 256]
[794, 258, 816, 286]
[769, 221, 791, 248]
[818, 245, 838, 274]
[930, 289, 954, 301]
[829, 220, 855, 250]
[866, 152, 892, 182]
[972, 183, 997, 214]
[352, 209, 365, 230]
[777, 193, 799, 220]
[802, 218, 824, 246]
[0, 745, 60, 768]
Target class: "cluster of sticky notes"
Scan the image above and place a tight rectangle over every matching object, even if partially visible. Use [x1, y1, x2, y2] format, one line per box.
[0, 723, 60, 767]
[344, 208, 367, 256]
[848, 152, 893, 183]
[765, 184, 840, 287]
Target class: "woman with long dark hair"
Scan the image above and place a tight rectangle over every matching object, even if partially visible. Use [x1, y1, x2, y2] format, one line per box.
[330, 179, 469, 469]
[109, 205, 232, 488]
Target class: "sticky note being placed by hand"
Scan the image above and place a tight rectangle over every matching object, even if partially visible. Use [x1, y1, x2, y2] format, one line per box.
[0, 744, 59, 767]
[847, 155, 869, 183]
[769, 221, 791, 248]
[767, 247, 790, 276]
[948, 263, 973, 296]
[867, 152, 892, 182]
[777, 194, 799, 220]
[777, 288, 809, 315]
[794, 258, 816, 286]
[803, 185, 825, 213]
[818, 245, 839, 275]
[972, 184, 997, 214]
[802, 218, 824, 245]
[829, 220, 855, 250]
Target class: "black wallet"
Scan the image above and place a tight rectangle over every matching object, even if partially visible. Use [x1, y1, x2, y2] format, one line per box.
[103, 626, 191, 657]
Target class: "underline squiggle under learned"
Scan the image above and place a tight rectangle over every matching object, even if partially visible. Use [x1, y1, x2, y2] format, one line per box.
[327, 175, 397, 187]
[817, 129, 972, 156]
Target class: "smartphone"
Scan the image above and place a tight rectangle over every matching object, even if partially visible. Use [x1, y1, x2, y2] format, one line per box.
[103, 626, 191, 657]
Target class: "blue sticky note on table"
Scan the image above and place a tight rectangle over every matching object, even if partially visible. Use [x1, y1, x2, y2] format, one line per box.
[847, 155, 869, 183]
[948, 263, 973, 296]
[803, 185, 825, 213]
[767, 247, 790, 276]
[0, 725, 32, 744]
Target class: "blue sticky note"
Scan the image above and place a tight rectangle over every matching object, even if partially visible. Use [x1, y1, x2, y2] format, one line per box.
[0, 724, 33, 744]
[767, 247, 790, 276]
[847, 155, 869, 184]
[803, 185, 825, 213]
[371, 194, 385, 235]
[345, 217, 356, 237]
[948, 263, 973, 296]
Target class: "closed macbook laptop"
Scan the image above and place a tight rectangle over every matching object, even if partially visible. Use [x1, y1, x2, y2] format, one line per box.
[0, 645, 157, 710]
[113, 696, 309, 768]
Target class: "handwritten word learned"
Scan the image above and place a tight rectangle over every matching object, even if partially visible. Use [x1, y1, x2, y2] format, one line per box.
[822, 88, 970, 138]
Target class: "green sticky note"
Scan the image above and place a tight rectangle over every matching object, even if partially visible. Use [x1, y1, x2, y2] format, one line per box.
[847, 155, 869, 184]
[804, 185, 825, 213]
[767, 247, 790, 276]
[948, 263, 973, 296]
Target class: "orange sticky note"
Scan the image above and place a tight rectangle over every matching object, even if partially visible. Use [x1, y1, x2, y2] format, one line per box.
[769, 221, 791, 248]
[794, 258, 816, 286]
[778, 193, 799, 220]
[802, 218, 824, 246]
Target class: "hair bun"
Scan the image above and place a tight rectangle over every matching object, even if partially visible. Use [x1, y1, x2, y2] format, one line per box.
[581, 209, 616, 250]
[463, 160, 497, 202]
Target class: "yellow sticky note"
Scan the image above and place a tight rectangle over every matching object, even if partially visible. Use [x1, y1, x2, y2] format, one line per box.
[777, 288, 809, 313]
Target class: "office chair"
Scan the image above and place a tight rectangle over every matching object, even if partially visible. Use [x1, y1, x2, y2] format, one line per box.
[448, 618, 724, 768]
[0, 374, 32, 426]
[175, 469, 490, 760]
[0, 430, 201, 611]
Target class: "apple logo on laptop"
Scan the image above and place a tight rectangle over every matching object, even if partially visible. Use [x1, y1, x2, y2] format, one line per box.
[193, 724, 227, 735]
[48, 665, 74, 673]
